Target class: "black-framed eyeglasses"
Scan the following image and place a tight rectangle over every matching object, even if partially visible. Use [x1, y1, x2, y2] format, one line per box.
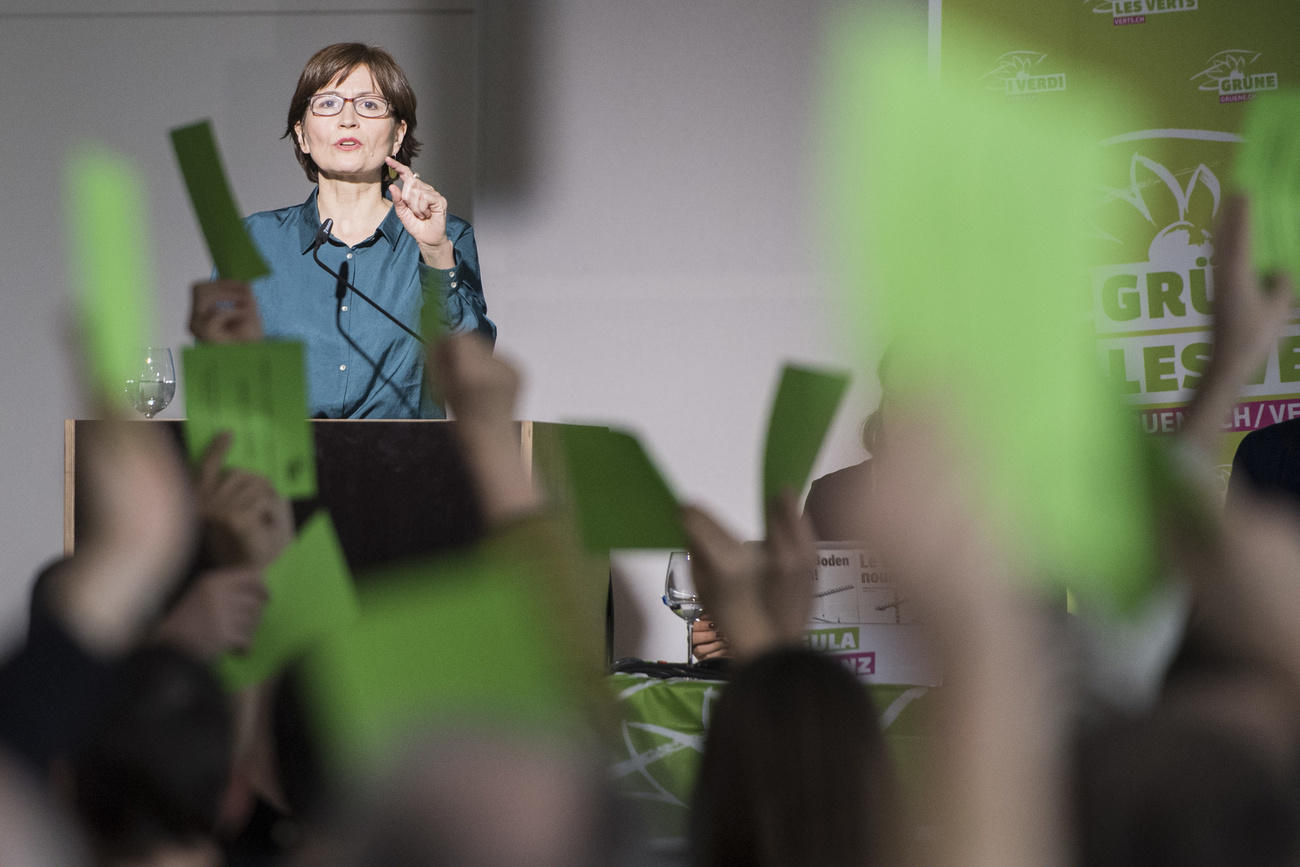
[308, 92, 391, 118]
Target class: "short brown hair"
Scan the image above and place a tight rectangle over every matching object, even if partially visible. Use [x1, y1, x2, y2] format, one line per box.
[282, 43, 421, 184]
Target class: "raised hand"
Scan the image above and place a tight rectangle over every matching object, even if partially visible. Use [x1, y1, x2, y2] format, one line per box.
[189, 279, 263, 343]
[430, 334, 539, 524]
[1183, 196, 1296, 452]
[195, 432, 294, 569]
[386, 156, 453, 268]
[153, 566, 269, 659]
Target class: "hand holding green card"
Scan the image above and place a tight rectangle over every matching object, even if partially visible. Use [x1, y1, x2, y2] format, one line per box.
[217, 511, 357, 690]
[170, 120, 269, 281]
[182, 342, 317, 498]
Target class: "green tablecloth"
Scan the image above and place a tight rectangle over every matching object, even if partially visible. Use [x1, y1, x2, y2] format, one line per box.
[607, 673, 935, 845]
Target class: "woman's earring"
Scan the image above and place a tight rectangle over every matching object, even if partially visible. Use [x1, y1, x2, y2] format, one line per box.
[387, 163, 398, 181]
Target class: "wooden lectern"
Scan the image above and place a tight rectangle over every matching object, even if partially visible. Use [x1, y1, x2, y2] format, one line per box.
[65, 419, 611, 663]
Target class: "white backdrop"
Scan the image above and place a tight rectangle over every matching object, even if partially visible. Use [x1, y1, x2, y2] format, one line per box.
[0, 0, 922, 658]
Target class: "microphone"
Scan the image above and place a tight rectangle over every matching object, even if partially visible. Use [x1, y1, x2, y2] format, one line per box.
[335, 259, 348, 302]
[309, 223, 426, 346]
[312, 218, 334, 252]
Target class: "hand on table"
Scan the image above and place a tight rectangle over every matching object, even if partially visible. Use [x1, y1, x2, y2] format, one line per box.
[690, 619, 730, 661]
[387, 157, 453, 268]
[195, 432, 293, 569]
[681, 491, 817, 662]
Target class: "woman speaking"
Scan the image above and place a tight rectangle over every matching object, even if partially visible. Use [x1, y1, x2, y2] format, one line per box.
[188, 43, 495, 418]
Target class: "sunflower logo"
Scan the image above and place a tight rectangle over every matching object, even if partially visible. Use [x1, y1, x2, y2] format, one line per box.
[1095, 154, 1220, 267]
[1191, 50, 1262, 93]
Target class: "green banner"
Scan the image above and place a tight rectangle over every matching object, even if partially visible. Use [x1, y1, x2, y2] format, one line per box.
[939, 0, 1300, 473]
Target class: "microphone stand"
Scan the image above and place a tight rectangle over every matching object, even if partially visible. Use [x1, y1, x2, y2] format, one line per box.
[310, 220, 427, 346]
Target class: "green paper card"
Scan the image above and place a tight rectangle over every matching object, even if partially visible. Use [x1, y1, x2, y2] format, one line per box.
[170, 120, 269, 281]
[182, 341, 317, 498]
[762, 364, 850, 521]
[64, 146, 154, 400]
[823, 11, 1158, 611]
[1237, 91, 1300, 290]
[217, 511, 357, 691]
[302, 545, 580, 775]
[557, 425, 686, 551]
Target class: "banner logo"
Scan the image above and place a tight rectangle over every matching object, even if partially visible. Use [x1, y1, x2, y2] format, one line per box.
[1087, 0, 1198, 26]
[982, 51, 1066, 96]
[1191, 50, 1279, 103]
[1093, 152, 1221, 410]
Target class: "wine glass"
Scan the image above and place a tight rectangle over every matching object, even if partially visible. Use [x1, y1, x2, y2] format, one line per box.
[662, 551, 703, 663]
[123, 347, 176, 419]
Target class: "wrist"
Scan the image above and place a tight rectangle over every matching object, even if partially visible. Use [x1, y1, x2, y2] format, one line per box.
[419, 239, 455, 269]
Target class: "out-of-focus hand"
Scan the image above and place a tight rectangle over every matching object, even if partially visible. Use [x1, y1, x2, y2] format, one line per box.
[431, 334, 540, 525]
[1183, 196, 1296, 452]
[762, 490, 818, 642]
[431, 333, 520, 428]
[680, 506, 775, 661]
[1210, 196, 1295, 380]
[195, 432, 293, 568]
[153, 566, 269, 660]
[54, 420, 196, 654]
[690, 618, 730, 661]
[189, 279, 263, 343]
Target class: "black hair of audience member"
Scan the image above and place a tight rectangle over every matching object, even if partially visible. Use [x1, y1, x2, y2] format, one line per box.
[689, 646, 897, 867]
[1073, 710, 1300, 867]
[71, 646, 233, 861]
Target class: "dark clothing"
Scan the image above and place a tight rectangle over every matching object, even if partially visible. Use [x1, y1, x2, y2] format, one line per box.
[1, 563, 116, 771]
[803, 460, 873, 542]
[1226, 418, 1300, 511]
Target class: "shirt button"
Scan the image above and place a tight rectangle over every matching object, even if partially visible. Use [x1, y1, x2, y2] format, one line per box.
[341, 305, 349, 312]
[339, 364, 347, 371]
[450, 281, 458, 288]
[346, 253, 353, 259]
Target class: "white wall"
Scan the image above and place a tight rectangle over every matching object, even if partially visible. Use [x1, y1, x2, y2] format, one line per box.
[472, 0, 924, 659]
[0, 0, 922, 658]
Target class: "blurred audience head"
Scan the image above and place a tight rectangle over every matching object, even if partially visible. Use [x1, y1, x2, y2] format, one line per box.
[1074, 689, 1300, 867]
[326, 730, 629, 867]
[70, 646, 232, 866]
[690, 646, 896, 867]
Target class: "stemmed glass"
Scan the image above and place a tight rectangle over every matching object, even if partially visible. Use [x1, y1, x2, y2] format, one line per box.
[123, 347, 176, 419]
[662, 551, 703, 664]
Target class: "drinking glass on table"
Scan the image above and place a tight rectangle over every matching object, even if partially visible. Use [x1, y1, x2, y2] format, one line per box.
[663, 551, 703, 663]
[123, 347, 176, 418]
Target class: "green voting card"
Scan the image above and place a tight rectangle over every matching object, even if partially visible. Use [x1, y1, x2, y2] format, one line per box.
[217, 511, 357, 691]
[762, 364, 850, 521]
[1237, 91, 1300, 290]
[170, 120, 269, 281]
[556, 425, 686, 550]
[823, 10, 1158, 611]
[302, 544, 581, 775]
[64, 146, 153, 401]
[182, 341, 317, 498]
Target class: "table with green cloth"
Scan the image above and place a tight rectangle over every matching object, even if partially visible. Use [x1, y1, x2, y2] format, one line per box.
[607, 672, 936, 847]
